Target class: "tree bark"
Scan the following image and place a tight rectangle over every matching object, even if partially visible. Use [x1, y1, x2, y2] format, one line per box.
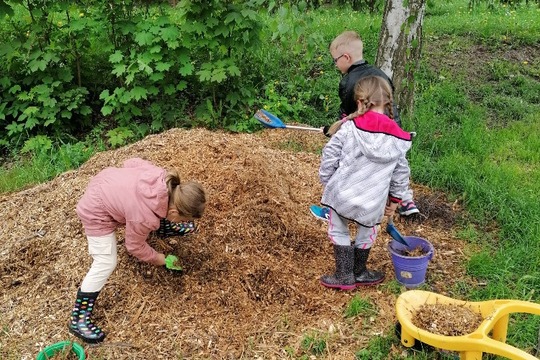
[376, 0, 426, 116]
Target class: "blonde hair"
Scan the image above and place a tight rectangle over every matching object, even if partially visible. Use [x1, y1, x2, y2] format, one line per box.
[327, 76, 394, 136]
[166, 170, 206, 218]
[329, 30, 363, 61]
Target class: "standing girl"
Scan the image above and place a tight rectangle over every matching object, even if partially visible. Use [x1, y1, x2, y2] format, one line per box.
[318, 76, 413, 290]
[69, 157, 206, 343]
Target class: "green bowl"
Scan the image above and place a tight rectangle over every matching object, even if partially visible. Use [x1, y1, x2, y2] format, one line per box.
[36, 341, 86, 360]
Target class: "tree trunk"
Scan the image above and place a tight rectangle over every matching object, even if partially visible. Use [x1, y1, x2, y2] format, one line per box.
[376, 0, 426, 116]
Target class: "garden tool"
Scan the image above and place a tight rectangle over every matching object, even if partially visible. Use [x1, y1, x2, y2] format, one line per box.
[386, 216, 411, 247]
[165, 254, 183, 271]
[253, 109, 322, 132]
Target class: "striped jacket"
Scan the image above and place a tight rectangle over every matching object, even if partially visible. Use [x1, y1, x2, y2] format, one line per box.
[319, 110, 412, 227]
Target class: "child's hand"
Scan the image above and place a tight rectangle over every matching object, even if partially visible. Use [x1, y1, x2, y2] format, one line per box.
[164, 254, 183, 271]
[385, 200, 399, 216]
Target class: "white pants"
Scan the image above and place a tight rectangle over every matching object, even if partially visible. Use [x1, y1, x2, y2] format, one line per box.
[327, 209, 378, 249]
[80, 233, 118, 293]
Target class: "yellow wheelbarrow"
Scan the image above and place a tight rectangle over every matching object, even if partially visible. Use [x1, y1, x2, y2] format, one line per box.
[396, 290, 540, 360]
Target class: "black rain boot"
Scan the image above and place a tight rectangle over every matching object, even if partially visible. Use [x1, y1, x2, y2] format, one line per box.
[320, 245, 356, 290]
[354, 247, 385, 287]
[68, 289, 106, 343]
[156, 218, 197, 238]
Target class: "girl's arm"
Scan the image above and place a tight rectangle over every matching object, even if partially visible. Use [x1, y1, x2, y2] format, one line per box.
[389, 155, 411, 201]
[124, 222, 164, 265]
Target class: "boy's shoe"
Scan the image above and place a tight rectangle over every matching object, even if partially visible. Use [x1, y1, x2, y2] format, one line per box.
[398, 201, 420, 216]
[309, 205, 330, 221]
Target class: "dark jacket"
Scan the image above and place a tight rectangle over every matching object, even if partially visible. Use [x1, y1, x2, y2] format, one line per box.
[324, 61, 401, 136]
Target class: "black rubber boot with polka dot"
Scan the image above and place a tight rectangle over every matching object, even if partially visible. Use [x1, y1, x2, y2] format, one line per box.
[156, 218, 197, 238]
[68, 289, 106, 343]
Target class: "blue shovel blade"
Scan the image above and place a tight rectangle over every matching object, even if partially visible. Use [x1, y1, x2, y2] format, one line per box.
[386, 223, 411, 247]
[254, 109, 286, 129]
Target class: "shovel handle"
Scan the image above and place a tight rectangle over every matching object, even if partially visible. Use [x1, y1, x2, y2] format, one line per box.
[386, 216, 411, 247]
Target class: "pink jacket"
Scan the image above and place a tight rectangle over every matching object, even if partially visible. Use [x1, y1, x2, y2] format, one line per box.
[76, 158, 169, 263]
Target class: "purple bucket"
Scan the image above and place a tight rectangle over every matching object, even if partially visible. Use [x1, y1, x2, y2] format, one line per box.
[387, 236, 434, 289]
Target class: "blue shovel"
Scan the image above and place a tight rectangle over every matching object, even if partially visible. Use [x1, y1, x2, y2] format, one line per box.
[386, 216, 411, 247]
[253, 109, 322, 132]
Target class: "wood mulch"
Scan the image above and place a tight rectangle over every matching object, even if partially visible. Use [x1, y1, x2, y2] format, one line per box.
[0, 128, 476, 359]
[412, 303, 483, 337]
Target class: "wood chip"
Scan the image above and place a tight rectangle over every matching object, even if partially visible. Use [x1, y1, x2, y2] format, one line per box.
[0, 128, 471, 358]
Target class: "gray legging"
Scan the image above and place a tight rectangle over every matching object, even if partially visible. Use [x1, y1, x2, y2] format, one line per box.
[327, 208, 379, 249]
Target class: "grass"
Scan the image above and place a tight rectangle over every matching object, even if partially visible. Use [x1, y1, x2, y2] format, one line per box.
[355, 334, 396, 360]
[0, 138, 101, 194]
[412, 53, 540, 290]
[426, 1, 540, 46]
[300, 332, 327, 356]
[344, 295, 375, 319]
[406, 2, 540, 355]
[1, 0, 539, 358]
[0, 143, 92, 193]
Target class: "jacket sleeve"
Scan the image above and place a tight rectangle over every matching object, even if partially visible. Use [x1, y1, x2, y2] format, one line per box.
[338, 77, 349, 119]
[389, 155, 411, 202]
[319, 128, 345, 185]
[124, 221, 159, 263]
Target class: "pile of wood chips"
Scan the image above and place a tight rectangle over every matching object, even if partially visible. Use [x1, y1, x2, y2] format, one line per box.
[0, 128, 472, 359]
[412, 303, 484, 337]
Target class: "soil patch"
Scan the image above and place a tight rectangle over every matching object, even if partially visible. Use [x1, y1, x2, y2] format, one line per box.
[0, 128, 472, 359]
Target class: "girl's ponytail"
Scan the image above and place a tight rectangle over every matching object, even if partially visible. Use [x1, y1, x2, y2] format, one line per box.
[166, 170, 206, 219]
[326, 118, 347, 137]
[326, 99, 372, 137]
[327, 76, 394, 137]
